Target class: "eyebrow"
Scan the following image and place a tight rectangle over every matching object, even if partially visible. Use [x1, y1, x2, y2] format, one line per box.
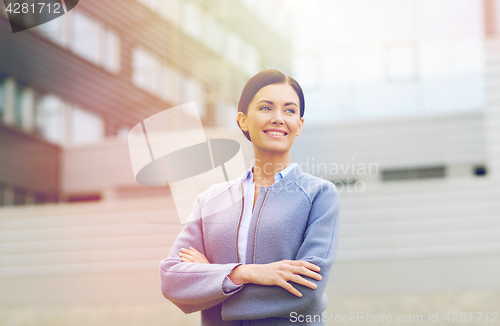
[257, 100, 298, 107]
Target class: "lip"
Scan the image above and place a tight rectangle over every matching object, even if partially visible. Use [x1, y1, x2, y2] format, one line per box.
[264, 129, 288, 139]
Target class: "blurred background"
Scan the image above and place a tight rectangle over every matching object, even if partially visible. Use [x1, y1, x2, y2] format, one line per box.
[1, 0, 499, 325]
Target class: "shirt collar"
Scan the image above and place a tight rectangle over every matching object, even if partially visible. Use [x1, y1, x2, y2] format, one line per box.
[244, 162, 298, 183]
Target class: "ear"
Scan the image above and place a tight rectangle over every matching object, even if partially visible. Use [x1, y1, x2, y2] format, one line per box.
[296, 117, 304, 136]
[236, 111, 249, 132]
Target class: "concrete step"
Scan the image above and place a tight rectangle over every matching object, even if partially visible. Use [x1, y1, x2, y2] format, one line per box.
[0, 222, 181, 243]
[341, 214, 500, 237]
[336, 241, 500, 262]
[0, 258, 166, 278]
[340, 202, 499, 224]
[0, 231, 180, 255]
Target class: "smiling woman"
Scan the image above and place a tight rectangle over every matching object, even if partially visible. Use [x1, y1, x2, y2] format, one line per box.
[160, 69, 340, 326]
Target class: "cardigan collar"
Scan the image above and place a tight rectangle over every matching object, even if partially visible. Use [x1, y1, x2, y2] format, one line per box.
[233, 162, 305, 190]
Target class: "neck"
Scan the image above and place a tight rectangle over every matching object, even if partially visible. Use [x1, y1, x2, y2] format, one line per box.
[252, 149, 292, 187]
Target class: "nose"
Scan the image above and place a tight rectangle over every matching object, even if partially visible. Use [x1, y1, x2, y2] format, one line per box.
[271, 110, 284, 125]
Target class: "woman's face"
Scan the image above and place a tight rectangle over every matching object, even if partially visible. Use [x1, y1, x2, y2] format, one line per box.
[237, 83, 304, 155]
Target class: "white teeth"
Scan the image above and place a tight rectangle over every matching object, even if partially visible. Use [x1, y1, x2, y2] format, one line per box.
[266, 131, 285, 136]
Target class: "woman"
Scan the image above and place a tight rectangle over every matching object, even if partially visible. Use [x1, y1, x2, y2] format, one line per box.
[160, 69, 340, 325]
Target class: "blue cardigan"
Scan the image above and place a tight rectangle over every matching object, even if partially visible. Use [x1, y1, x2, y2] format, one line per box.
[159, 164, 340, 325]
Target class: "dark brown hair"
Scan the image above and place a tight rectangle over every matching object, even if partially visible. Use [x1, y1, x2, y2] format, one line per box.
[236, 69, 305, 142]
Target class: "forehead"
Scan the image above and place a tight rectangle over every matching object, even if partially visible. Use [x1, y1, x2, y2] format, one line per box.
[252, 83, 300, 105]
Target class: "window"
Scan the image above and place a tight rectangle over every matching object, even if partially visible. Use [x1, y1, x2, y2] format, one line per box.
[181, 74, 205, 118]
[70, 106, 104, 145]
[137, 0, 161, 9]
[33, 10, 120, 73]
[132, 47, 161, 94]
[160, 64, 181, 104]
[242, 42, 260, 76]
[166, 66, 181, 104]
[102, 29, 120, 73]
[132, 47, 187, 105]
[71, 11, 102, 65]
[33, 8, 69, 45]
[14, 85, 25, 126]
[181, 0, 202, 40]
[160, 0, 180, 26]
[117, 126, 130, 140]
[382, 166, 446, 181]
[203, 15, 224, 55]
[35, 94, 65, 144]
[224, 31, 243, 67]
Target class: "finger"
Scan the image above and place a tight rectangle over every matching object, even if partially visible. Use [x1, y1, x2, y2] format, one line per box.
[292, 260, 321, 272]
[277, 280, 302, 297]
[188, 248, 210, 263]
[179, 253, 196, 262]
[290, 274, 318, 290]
[291, 266, 322, 281]
[180, 257, 191, 263]
[181, 248, 194, 254]
[183, 248, 204, 260]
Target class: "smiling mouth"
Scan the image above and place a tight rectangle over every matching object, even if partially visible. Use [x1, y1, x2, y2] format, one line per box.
[264, 130, 287, 138]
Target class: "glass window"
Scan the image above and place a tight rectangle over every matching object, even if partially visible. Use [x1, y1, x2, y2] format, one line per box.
[70, 106, 104, 145]
[132, 47, 161, 94]
[137, 0, 160, 10]
[71, 11, 102, 65]
[35, 94, 65, 144]
[117, 126, 130, 140]
[225, 31, 243, 67]
[181, 75, 205, 118]
[160, 0, 180, 26]
[242, 42, 260, 76]
[33, 10, 118, 73]
[181, 0, 202, 40]
[166, 66, 181, 104]
[35, 15, 66, 45]
[14, 85, 24, 126]
[204, 16, 224, 55]
[102, 29, 120, 73]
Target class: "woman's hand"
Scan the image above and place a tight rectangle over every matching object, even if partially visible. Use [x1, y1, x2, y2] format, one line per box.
[179, 247, 210, 264]
[228, 260, 322, 297]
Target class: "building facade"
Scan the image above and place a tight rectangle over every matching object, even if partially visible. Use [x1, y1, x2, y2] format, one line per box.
[0, 0, 292, 206]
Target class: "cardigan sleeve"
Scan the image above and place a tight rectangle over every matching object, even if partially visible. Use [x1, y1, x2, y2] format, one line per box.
[159, 192, 244, 314]
[220, 182, 340, 321]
